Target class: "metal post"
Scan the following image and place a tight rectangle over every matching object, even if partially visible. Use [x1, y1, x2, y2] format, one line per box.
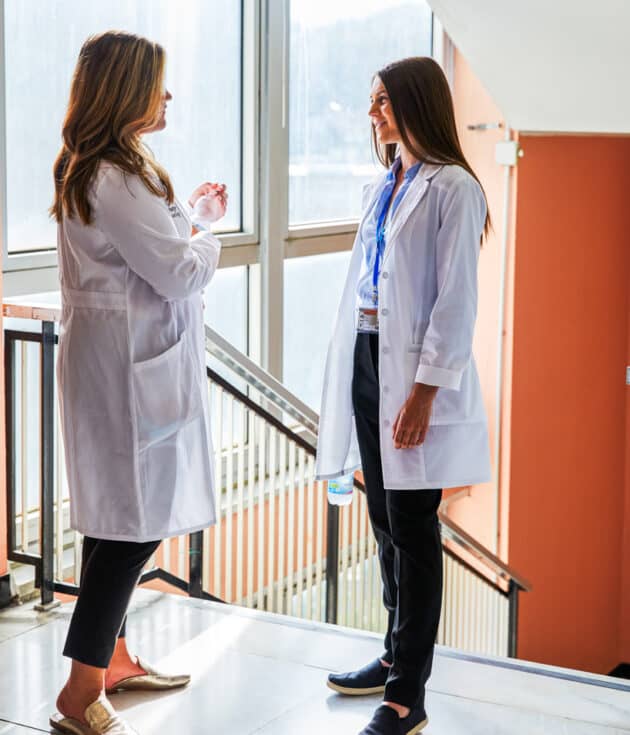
[35, 321, 59, 611]
[188, 530, 204, 598]
[4, 334, 16, 555]
[507, 579, 519, 658]
[325, 503, 339, 624]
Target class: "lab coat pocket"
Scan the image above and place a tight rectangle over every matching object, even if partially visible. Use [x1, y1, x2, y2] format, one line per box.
[132, 330, 202, 449]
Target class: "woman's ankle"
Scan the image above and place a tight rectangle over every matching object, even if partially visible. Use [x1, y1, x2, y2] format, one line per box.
[57, 660, 106, 720]
[383, 701, 410, 719]
[56, 683, 102, 722]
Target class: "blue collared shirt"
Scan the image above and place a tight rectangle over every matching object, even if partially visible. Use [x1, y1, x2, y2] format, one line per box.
[356, 158, 422, 308]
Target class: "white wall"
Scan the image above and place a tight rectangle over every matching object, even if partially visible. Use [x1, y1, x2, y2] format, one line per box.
[429, 0, 630, 133]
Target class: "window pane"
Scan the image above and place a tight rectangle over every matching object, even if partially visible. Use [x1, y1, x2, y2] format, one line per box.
[4, 0, 242, 254]
[289, 0, 432, 225]
[204, 266, 248, 355]
[204, 265, 248, 452]
[283, 252, 352, 410]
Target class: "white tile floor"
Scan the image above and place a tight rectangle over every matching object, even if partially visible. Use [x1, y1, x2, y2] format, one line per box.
[1, 589, 629, 734]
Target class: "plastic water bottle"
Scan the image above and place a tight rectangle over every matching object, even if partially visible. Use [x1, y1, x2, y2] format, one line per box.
[327, 474, 354, 506]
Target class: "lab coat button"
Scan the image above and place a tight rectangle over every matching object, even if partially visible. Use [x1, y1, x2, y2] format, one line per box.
[382, 347, 390, 354]
[381, 308, 389, 316]
[382, 271, 389, 279]
[383, 385, 390, 393]
[384, 419, 390, 427]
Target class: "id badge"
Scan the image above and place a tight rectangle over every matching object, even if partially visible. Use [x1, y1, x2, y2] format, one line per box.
[357, 307, 379, 333]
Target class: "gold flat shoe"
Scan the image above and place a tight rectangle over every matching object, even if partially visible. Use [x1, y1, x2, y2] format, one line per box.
[50, 694, 138, 734]
[106, 657, 191, 694]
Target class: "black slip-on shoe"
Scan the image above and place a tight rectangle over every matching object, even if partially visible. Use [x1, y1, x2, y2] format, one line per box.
[400, 701, 429, 735]
[327, 658, 389, 695]
[358, 705, 399, 735]
[358, 703, 428, 735]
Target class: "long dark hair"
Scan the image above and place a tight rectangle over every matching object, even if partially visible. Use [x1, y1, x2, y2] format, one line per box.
[51, 31, 174, 225]
[372, 56, 491, 238]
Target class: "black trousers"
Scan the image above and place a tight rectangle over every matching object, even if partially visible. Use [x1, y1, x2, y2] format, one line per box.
[63, 536, 160, 668]
[352, 333, 443, 708]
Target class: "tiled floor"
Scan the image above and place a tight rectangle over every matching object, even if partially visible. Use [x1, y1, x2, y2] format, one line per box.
[1, 590, 629, 734]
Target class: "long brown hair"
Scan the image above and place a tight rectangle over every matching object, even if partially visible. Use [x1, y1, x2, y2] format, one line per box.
[51, 30, 174, 225]
[372, 56, 491, 238]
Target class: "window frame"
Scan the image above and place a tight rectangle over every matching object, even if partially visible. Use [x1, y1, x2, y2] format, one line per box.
[285, 2, 437, 253]
[0, 0, 259, 290]
[0, 0, 438, 378]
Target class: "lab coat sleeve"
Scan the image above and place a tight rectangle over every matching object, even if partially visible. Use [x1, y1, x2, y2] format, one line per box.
[415, 176, 485, 391]
[92, 167, 221, 301]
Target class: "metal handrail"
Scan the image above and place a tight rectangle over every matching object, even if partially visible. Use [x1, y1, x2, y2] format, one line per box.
[2, 300, 530, 654]
[205, 324, 531, 593]
[206, 326, 318, 436]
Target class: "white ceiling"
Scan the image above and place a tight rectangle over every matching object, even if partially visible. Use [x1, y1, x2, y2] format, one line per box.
[429, 0, 630, 133]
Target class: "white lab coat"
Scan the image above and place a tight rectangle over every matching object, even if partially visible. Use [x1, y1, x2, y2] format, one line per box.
[316, 163, 491, 490]
[57, 163, 220, 541]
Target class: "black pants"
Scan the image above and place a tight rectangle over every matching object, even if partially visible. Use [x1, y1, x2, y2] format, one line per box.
[352, 333, 443, 708]
[63, 536, 160, 668]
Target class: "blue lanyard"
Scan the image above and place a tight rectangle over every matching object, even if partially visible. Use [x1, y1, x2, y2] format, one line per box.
[370, 161, 422, 304]
[371, 185, 396, 298]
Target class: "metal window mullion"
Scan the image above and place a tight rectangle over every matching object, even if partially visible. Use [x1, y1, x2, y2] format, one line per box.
[240, 0, 259, 241]
[259, 0, 289, 379]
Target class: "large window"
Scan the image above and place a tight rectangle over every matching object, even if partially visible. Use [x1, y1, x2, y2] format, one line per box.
[0, 0, 436, 398]
[289, 0, 433, 225]
[3, 0, 242, 255]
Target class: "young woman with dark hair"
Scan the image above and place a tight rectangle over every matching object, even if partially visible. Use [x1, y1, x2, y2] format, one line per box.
[316, 56, 491, 735]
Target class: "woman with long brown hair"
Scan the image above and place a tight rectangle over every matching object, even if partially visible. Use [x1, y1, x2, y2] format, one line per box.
[316, 57, 491, 734]
[50, 31, 227, 735]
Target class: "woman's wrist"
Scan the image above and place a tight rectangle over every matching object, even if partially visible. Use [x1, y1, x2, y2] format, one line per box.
[410, 382, 438, 400]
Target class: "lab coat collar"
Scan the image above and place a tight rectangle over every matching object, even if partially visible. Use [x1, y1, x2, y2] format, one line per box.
[382, 162, 443, 263]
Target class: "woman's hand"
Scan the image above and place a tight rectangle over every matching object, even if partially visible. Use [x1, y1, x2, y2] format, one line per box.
[392, 383, 438, 449]
[188, 182, 217, 208]
[191, 184, 228, 226]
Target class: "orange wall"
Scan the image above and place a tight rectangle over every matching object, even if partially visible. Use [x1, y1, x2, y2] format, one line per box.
[622, 314, 630, 661]
[619, 310, 630, 663]
[446, 49, 513, 557]
[508, 135, 630, 673]
[450, 48, 630, 673]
